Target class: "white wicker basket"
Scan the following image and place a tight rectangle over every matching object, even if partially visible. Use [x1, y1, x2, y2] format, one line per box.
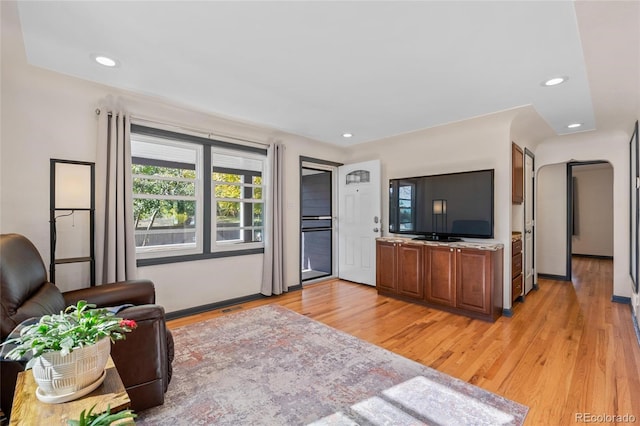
[31, 336, 111, 398]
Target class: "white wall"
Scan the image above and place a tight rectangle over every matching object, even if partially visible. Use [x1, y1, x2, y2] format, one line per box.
[536, 163, 568, 277]
[535, 130, 633, 300]
[572, 164, 614, 257]
[344, 111, 517, 309]
[1, 7, 346, 313]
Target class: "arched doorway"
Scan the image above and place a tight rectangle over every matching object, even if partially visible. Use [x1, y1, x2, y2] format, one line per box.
[536, 161, 614, 284]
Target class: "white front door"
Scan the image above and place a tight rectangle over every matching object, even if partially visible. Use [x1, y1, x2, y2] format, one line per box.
[338, 160, 381, 285]
[524, 151, 535, 294]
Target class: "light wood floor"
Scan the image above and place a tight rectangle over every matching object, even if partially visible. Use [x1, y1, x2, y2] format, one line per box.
[168, 257, 640, 425]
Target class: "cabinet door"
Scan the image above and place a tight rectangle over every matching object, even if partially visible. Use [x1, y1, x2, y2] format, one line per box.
[456, 248, 491, 314]
[424, 246, 456, 306]
[512, 274, 523, 302]
[512, 142, 524, 204]
[397, 243, 423, 299]
[511, 252, 522, 279]
[376, 241, 397, 293]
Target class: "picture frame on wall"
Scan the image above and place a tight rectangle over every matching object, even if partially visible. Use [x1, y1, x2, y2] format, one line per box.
[630, 120, 639, 291]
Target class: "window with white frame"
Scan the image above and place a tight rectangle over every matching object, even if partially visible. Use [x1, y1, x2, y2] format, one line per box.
[131, 135, 203, 258]
[130, 124, 267, 264]
[211, 149, 265, 250]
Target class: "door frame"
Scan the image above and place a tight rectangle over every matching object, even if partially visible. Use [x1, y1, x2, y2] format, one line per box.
[299, 156, 342, 285]
[524, 148, 537, 292]
[566, 160, 610, 281]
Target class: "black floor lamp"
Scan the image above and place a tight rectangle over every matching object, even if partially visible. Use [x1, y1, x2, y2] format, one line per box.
[49, 159, 95, 285]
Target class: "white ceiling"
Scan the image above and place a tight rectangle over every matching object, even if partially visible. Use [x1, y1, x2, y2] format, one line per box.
[14, 1, 639, 146]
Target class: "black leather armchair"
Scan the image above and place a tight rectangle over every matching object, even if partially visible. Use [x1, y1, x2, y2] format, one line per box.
[0, 233, 174, 416]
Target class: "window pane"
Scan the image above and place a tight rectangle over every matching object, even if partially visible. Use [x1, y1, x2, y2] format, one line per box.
[398, 199, 412, 208]
[212, 152, 263, 173]
[211, 147, 267, 250]
[213, 172, 241, 182]
[134, 200, 196, 248]
[132, 139, 197, 165]
[216, 227, 241, 242]
[216, 201, 240, 224]
[131, 134, 201, 258]
[253, 204, 263, 226]
[399, 185, 413, 199]
[253, 228, 263, 243]
[133, 177, 195, 197]
[252, 187, 262, 199]
[215, 183, 241, 199]
[133, 164, 195, 179]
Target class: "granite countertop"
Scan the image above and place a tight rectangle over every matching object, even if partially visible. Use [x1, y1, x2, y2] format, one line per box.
[376, 236, 504, 251]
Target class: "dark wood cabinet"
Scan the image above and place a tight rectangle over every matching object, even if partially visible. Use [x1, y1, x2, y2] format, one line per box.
[424, 246, 456, 307]
[512, 142, 524, 204]
[376, 240, 398, 293]
[456, 248, 492, 314]
[376, 239, 503, 322]
[376, 241, 423, 298]
[398, 243, 424, 298]
[511, 235, 523, 303]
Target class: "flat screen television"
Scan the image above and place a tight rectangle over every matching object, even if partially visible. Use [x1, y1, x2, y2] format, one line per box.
[388, 169, 494, 241]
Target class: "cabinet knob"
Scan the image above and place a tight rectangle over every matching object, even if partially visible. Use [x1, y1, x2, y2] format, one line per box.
[450, 248, 453, 252]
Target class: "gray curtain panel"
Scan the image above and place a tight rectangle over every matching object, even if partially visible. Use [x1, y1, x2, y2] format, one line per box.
[261, 142, 286, 296]
[95, 107, 137, 283]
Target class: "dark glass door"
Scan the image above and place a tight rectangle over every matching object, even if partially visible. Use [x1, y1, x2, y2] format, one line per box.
[301, 167, 333, 282]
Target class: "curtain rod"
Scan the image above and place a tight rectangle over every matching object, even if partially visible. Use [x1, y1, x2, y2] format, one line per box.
[95, 108, 272, 149]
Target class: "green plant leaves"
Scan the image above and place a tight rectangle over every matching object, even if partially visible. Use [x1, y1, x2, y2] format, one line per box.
[67, 404, 136, 426]
[1, 301, 136, 361]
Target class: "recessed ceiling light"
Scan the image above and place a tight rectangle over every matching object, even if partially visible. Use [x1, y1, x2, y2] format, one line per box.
[92, 54, 118, 68]
[342, 133, 353, 138]
[567, 123, 582, 129]
[542, 76, 568, 87]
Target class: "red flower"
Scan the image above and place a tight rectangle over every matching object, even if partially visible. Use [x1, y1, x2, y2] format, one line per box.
[119, 319, 137, 329]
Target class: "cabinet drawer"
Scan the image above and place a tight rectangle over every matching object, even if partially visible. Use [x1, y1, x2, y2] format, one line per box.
[512, 274, 523, 302]
[511, 252, 522, 279]
[512, 238, 522, 254]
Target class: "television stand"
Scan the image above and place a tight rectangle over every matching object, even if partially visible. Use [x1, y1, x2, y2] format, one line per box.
[376, 237, 504, 322]
[412, 236, 462, 243]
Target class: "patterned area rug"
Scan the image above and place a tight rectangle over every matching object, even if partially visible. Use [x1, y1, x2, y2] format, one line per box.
[138, 305, 527, 425]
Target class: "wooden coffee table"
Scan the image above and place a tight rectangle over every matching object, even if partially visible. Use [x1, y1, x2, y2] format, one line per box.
[9, 357, 130, 425]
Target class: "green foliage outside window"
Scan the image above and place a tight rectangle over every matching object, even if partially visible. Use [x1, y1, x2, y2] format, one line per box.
[213, 172, 241, 221]
[213, 173, 263, 225]
[132, 165, 196, 246]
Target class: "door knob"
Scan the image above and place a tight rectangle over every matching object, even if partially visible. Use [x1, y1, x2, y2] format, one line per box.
[373, 228, 379, 232]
